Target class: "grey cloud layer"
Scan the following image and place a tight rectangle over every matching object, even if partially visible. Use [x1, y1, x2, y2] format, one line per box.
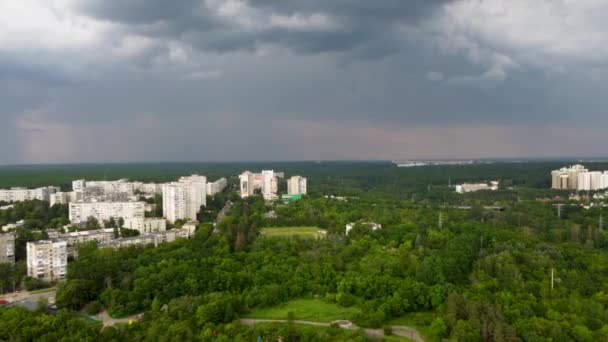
[1, 0, 608, 163]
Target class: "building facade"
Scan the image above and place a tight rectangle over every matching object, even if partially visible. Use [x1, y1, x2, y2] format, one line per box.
[26, 240, 67, 282]
[69, 201, 146, 224]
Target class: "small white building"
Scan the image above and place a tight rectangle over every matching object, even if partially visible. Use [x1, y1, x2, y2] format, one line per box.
[455, 181, 499, 194]
[345, 222, 382, 235]
[1, 219, 25, 232]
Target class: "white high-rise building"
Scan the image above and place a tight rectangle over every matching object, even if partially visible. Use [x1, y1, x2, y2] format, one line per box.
[261, 170, 278, 200]
[206, 178, 228, 196]
[26, 240, 67, 282]
[551, 165, 608, 191]
[162, 175, 207, 223]
[287, 176, 307, 195]
[590, 171, 604, 191]
[577, 172, 592, 191]
[0, 186, 60, 203]
[551, 165, 588, 190]
[239, 171, 255, 198]
[0, 233, 15, 264]
[69, 201, 146, 224]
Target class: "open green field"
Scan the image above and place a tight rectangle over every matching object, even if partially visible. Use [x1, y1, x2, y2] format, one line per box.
[244, 299, 361, 322]
[260, 227, 327, 238]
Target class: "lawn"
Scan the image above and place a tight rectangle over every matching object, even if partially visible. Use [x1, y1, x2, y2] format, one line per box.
[389, 312, 436, 342]
[244, 299, 360, 323]
[260, 227, 327, 239]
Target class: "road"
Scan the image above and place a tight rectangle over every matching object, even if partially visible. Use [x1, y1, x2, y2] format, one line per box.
[213, 201, 233, 233]
[0, 287, 56, 305]
[239, 319, 425, 342]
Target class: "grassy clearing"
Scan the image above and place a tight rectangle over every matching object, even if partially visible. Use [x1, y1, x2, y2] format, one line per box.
[260, 227, 326, 239]
[28, 287, 56, 294]
[245, 299, 360, 322]
[389, 312, 436, 342]
[383, 335, 415, 342]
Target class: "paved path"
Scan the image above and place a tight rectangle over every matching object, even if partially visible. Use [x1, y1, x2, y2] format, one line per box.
[239, 319, 425, 342]
[94, 310, 139, 327]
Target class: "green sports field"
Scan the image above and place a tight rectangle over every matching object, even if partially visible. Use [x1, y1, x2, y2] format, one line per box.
[260, 227, 327, 238]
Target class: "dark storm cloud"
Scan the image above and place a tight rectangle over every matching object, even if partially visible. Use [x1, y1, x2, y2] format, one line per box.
[245, 0, 452, 20]
[76, 0, 205, 24]
[73, 0, 452, 57]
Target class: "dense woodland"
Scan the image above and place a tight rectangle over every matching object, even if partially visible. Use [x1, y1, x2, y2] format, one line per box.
[1, 162, 608, 341]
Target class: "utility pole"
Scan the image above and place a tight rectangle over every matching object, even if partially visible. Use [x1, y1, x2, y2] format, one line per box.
[600, 213, 604, 232]
[556, 204, 564, 219]
[551, 268, 554, 291]
[438, 212, 443, 230]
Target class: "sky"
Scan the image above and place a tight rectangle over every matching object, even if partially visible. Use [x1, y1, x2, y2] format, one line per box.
[2, 0, 608, 164]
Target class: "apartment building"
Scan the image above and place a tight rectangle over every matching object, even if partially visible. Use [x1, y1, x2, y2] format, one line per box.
[551, 165, 608, 191]
[0, 186, 60, 203]
[123, 217, 167, 234]
[206, 178, 228, 196]
[59, 228, 115, 246]
[100, 224, 196, 249]
[69, 201, 146, 224]
[239, 171, 255, 198]
[261, 170, 278, 200]
[0, 233, 15, 264]
[26, 240, 67, 282]
[162, 175, 207, 223]
[287, 176, 307, 195]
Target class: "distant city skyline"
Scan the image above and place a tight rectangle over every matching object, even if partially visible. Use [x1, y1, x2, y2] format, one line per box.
[2, 1, 608, 163]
